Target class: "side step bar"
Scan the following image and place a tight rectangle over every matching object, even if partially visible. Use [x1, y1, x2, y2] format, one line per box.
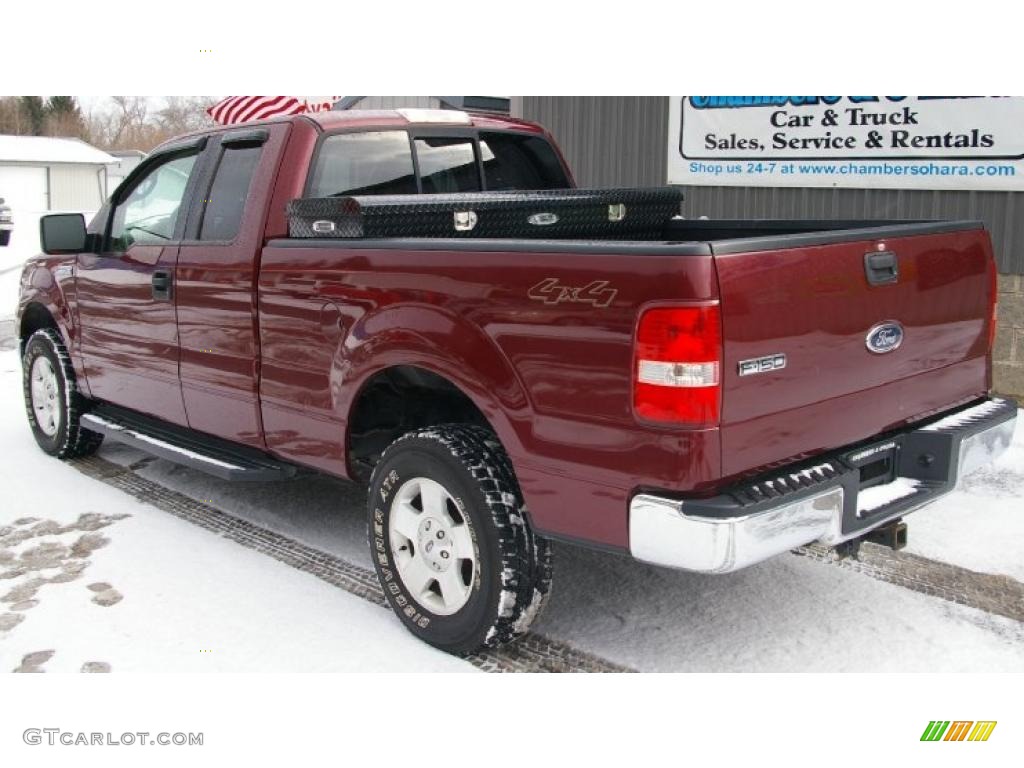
[81, 408, 298, 482]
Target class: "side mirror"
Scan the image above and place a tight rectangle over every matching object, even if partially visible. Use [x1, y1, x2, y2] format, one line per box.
[40, 213, 88, 255]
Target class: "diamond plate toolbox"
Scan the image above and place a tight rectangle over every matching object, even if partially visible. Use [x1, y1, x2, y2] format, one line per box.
[286, 187, 684, 240]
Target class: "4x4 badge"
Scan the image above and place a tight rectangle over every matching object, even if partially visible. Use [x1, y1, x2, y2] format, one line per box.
[528, 278, 617, 308]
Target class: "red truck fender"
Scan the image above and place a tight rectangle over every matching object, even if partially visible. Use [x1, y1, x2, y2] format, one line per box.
[16, 259, 89, 396]
[338, 302, 533, 474]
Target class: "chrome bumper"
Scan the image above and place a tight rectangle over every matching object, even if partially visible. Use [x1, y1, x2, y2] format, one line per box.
[629, 398, 1017, 573]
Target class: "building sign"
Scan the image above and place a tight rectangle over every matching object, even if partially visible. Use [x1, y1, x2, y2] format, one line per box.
[667, 97, 1024, 191]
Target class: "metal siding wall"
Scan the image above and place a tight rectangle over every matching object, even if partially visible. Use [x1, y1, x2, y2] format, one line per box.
[683, 186, 1024, 275]
[521, 96, 668, 188]
[520, 96, 1024, 275]
[352, 96, 441, 110]
[48, 164, 104, 211]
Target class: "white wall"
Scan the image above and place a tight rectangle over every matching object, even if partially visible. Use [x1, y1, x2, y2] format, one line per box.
[0, 162, 104, 265]
[49, 164, 105, 210]
[0, 164, 48, 215]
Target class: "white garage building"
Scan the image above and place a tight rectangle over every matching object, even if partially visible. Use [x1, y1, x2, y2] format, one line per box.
[0, 135, 116, 257]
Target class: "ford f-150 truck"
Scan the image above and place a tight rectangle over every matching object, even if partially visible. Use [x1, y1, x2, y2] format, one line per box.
[17, 109, 1016, 654]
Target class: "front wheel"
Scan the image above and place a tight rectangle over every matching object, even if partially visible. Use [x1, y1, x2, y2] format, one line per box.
[368, 425, 552, 655]
[22, 328, 103, 458]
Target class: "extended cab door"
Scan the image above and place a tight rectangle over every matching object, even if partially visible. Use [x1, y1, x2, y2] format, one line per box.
[174, 124, 289, 448]
[76, 139, 207, 425]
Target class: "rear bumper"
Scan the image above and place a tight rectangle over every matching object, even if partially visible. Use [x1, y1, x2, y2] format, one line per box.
[629, 397, 1017, 573]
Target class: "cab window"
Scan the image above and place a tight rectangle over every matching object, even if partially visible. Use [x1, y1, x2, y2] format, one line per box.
[308, 129, 570, 197]
[199, 145, 262, 241]
[307, 131, 417, 197]
[478, 132, 569, 190]
[414, 137, 480, 193]
[109, 153, 198, 250]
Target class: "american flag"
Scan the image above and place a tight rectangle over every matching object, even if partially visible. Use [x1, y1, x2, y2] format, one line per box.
[207, 96, 342, 125]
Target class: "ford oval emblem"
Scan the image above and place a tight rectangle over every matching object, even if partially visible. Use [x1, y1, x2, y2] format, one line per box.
[866, 321, 904, 354]
[528, 212, 559, 226]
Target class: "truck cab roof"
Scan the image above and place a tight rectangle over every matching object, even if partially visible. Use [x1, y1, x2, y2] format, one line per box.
[305, 108, 547, 135]
[157, 109, 547, 150]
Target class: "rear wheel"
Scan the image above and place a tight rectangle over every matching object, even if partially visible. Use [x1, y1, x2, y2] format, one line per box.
[22, 328, 103, 458]
[368, 424, 552, 654]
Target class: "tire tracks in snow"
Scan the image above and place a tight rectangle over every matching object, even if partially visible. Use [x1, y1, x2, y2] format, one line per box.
[67, 455, 632, 673]
[66, 454, 1024, 665]
[793, 543, 1024, 624]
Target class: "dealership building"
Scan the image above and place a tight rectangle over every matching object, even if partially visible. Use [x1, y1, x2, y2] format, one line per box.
[511, 97, 1024, 397]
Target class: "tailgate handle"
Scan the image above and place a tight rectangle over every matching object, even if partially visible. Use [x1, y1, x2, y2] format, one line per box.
[864, 250, 899, 286]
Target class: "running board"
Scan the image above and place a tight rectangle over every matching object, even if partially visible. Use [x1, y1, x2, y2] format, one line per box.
[80, 409, 298, 482]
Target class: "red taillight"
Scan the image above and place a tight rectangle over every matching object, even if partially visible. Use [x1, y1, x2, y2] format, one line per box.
[988, 263, 998, 353]
[633, 304, 722, 427]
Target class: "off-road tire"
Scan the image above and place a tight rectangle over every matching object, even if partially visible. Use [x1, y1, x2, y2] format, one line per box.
[368, 424, 552, 655]
[22, 328, 103, 458]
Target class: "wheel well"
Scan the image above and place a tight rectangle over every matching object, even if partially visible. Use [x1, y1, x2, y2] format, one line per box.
[19, 303, 59, 355]
[348, 366, 491, 482]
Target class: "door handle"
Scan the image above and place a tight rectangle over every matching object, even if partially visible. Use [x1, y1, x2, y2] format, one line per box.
[152, 269, 173, 300]
[864, 251, 899, 286]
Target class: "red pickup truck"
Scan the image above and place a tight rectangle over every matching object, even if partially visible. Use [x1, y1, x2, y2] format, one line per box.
[18, 109, 1016, 654]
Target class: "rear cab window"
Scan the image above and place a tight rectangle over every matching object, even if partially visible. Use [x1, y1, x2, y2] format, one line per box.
[414, 137, 480, 193]
[307, 131, 418, 197]
[307, 128, 569, 197]
[478, 132, 568, 191]
[198, 144, 262, 241]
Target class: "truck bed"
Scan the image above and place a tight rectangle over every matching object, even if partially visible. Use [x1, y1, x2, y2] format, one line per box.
[261, 217, 994, 548]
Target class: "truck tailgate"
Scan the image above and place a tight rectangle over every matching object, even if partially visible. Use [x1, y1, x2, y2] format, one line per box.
[713, 224, 993, 481]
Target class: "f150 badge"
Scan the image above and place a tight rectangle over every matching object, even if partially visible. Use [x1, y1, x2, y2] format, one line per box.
[866, 321, 904, 354]
[738, 353, 787, 377]
[528, 278, 617, 308]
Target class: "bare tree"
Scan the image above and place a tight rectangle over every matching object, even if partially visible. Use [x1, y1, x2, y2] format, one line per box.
[157, 96, 218, 135]
[107, 96, 153, 148]
[0, 97, 28, 134]
[2, 96, 220, 152]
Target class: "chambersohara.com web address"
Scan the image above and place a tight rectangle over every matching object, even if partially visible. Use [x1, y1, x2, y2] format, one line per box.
[688, 160, 1017, 178]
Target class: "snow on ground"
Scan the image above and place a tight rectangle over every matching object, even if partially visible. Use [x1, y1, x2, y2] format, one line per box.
[69, 396, 1024, 672]
[534, 544, 1024, 672]
[0, 299, 1022, 670]
[105, 439, 1024, 672]
[0, 349, 474, 673]
[904, 437, 1024, 583]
